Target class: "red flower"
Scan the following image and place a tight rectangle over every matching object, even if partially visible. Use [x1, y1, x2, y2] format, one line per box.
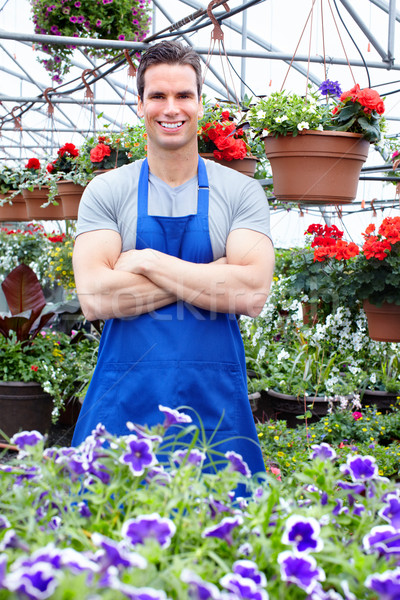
[25, 158, 41, 170]
[221, 110, 230, 120]
[357, 88, 385, 114]
[90, 143, 111, 163]
[46, 163, 54, 173]
[31, 365, 39, 372]
[352, 411, 362, 420]
[58, 143, 79, 158]
[334, 240, 359, 261]
[47, 233, 66, 243]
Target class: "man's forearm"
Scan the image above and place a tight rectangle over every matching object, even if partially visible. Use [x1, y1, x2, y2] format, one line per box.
[76, 268, 176, 321]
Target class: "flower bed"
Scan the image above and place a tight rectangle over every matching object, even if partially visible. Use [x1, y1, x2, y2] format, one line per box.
[2, 405, 400, 599]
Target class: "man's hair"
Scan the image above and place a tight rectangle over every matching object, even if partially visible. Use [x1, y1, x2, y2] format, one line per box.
[136, 41, 202, 100]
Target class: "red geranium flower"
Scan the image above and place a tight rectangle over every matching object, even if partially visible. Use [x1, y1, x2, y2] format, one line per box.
[90, 143, 111, 163]
[25, 158, 41, 170]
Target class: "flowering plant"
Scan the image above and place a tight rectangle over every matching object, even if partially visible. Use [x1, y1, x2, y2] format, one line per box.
[198, 103, 253, 161]
[45, 231, 76, 295]
[313, 217, 400, 307]
[248, 80, 385, 142]
[0, 165, 28, 196]
[2, 408, 400, 599]
[30, 0, 152, 82]
[46, 142, 80, 178]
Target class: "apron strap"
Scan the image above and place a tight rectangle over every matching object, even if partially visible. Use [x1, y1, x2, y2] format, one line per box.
[137, 157, 209, 218]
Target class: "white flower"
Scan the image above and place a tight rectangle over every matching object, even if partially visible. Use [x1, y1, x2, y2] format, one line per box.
[276, 115, 288, 123]
[370, 373, 377, 384]
[277, 349, 290, 363]
[297, 121, 310, 131]
[256, 109, 266, 120]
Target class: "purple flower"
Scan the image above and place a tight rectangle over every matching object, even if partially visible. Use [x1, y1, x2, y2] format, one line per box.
[225, 451, 251, 477]
[119, 436, 157, 476]
[363, 525, 400, 555]
[318, 79, 342, 97]
[353, 503, 366, 517]
[379, 494, 400, 529]
[158, 405, 192, 428]
[10, 430, 43, 449]
[116, 586, 168, 600]
[118, 34, 126, 40]
[0, 516, 10, 530]
[232, 560, 267, 587]
[202, 516, 244, 546]
[278, 551, 325, 594]
[0, 554, 6, 587]
[5, 562, 58, 598]
[173, 448, 206, 467]
[92, 532, 147, 570]
[96, 19, 102, 27]
[336, 481, 366, 495]
[282, 515, 323, 553]
[50, 25, 58, 33]
[77, 502, 91, 518]
[74, 0, 81, 5]
[220, 573, 268, 600]
[366, 568, 400, 599]
[208, 496, 233, 519]
[122, 513, 176, 549]
[180, 569, 221, 600]
[58, 548, 98, 574]
[340, 455, 378, 482]
[238, 542, 253, 557]
[132, 19, 139, 25]
[310, 443, 337, 462]
[126, 421, 162, 442]
[77, 15, 85, 23]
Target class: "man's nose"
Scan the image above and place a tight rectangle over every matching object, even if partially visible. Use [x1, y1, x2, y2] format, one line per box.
[164, 98, 180, 114]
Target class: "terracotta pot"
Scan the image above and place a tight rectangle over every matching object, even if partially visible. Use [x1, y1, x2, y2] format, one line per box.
[302, 301, 319, 326]
[57, 180, 85, 220]
[263, 130, 370, 205]
[0, 381, 53, 440]
[0, 192, 28, 222]
[363, 299, 400, 342]
[22, 186, 64, 220]
[199, 153, 257, 177]
[361, 389, 399, 412]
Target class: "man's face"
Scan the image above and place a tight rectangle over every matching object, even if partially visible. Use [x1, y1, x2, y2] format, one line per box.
[137, 63, 203, 154]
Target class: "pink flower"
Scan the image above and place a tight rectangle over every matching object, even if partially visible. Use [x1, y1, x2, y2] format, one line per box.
[352, 411, 363, 420]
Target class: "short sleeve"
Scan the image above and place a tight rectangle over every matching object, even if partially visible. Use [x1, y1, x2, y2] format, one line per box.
[75, 175, 119, 238]
[231, 178, 272, 242]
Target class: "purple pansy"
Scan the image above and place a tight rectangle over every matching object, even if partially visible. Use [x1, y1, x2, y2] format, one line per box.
[318, 79, 342, 97]
[225, 451, 251, 477]
[340, 455, 378, 482]
[366, 568, 400, 598]
[181, 568, 221, 600]
[158, 405, 192, 428]
[278, 551, 325, 594]
[173, 448, 206, 467]
[220, 573, 269, 600]
[92, 532, 147, 570]
[122, 513, 176, 549]
[281, 515, 323, 553]
[379, 494, 400, 529]
[10, 430, 43, 449]
[232, 560, 267, 587]
[310, 443, 337, 462]
[119, 436, 157, 476]
[202, 515, 244, 546]
[363, 525, 400, 555]
[5, 562, 58, 598]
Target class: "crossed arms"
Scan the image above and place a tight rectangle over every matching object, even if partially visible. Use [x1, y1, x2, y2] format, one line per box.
[73, 227, 275, 321]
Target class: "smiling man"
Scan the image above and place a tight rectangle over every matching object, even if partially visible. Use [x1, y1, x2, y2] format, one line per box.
[71, 41, 274, 476]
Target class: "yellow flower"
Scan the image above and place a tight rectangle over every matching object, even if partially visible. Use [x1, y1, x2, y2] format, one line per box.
[362, 428, 367, 432]
[277, 451, 284, 457]
[274, 436, 279, 441]
[257, 432, 263, 438]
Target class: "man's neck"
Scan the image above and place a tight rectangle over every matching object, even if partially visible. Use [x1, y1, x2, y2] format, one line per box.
[146, 146, 199, 187]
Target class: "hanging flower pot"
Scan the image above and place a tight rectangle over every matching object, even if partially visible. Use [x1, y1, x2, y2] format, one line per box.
[363, 299, 400, 342]
[22, 186, 64, 220]
[199, 153, 257, 177]
[57, 180, 85, 220]
[0, 192, 28, 222]
[263, 130, 370, 205]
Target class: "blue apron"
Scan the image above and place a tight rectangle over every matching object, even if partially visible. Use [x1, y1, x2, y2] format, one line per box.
[72, 157, 265, 476]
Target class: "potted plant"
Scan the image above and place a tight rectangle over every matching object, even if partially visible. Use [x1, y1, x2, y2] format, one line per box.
[46, 142, 87, 220]
[0, 263, 85, 437]
[358, 345, 400, 410]
[0, 165, 28, 221]
[19, 158, 64, 220]
[247, 80, 385, 204]
[198, 101, 258, 177]
[30, 0, 152, 83]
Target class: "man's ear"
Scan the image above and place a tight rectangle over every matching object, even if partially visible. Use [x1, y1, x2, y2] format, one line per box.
[197, 100, 204, 120]
[137, 97, 144, 118]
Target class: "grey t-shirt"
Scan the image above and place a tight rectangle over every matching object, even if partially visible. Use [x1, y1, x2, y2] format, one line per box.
[76, 158, 272, 259]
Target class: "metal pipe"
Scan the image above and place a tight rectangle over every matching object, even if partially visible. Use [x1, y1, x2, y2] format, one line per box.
[369, 0, 400, 22]
[0, 96, 137, 104]
[388, 0, 397, 63]
[241, 0, 248, 101]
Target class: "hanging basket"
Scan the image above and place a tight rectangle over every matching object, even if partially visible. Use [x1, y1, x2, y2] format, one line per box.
[22, 186, 64, 220]
[263, 130, 370, 205]
[199, 153, 257, 177]
[363, 299, 400, 342]
[57, 180, 85, 220]
[0, 192, 28, 222]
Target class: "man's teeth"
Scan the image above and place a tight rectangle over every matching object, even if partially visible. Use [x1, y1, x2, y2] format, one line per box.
[161, 122, 183, 129]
